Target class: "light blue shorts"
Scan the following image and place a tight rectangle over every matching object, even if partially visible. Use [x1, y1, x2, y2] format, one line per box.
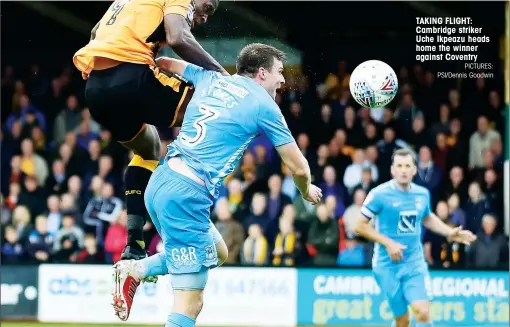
[144, 163, 220, 275]
[373, 262, 431, 317]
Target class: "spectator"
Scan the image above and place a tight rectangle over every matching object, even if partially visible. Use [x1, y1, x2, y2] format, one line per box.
[6, 94, 46, 134]
[53, 213, 84, 263]
[45, 195, 62, 235]
[490, 137, 504, 171]
[307, 203, 339, 266]
[444, 166, 468, 204]
[104, 209, 128, 264]
[241, 224, 268, 266]
[483, 169, 504, 224]
[18, 175, 47, 218]
[352, 168, 376, 200]
[1, 225, 26, 264]
[315, 104, 335, 145]
[281, 164, 298, 200]
[463, 182, 491, 234]
[243, 193, 270, 233]
[337, 237, 366, 267]
[344, 150, 370, 192]
[343, 189, 366, 237]
[45, 159, 67, 195]
[312, 144, 330, 184]
[297, 133, 316, 169]
[433, 132, 451, 173]
[362, 123, 379, 146]
[468, 214, 509, 269]
[53, 95, 82, 145]
[409, 114, 428, 152]
[83, 182, 123, 245]
[430, 104, 451, 138]
[272, 210, 301, 266]
[11, 205, 33, 245]
[414, 146, 442, 207]
[320, 166, 345, 217]
[26, 215, 54, 263]
[5, 182, 21, 210]
[224, 178, 248, 221]
[76, 234, 104, 264]
[424, 201, 462, 268]
[214, 198, 244, 264]
[254, 145, 271, 182]
[74, 108, 100, 135]
[266, 174, 292, 221]
[446, 193, 466, 228]
[469, 116, 500, 169]
[341, 106, 363, 147]
[20, 138, 48, 186]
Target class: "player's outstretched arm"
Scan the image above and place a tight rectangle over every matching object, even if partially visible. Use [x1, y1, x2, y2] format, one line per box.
[275, 142, 322, 204]
[423, 213, 477, 245]
[155, 57, 189, 76]
[164, 14, 229, 75]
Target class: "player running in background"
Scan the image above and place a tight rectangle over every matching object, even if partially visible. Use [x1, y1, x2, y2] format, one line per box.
[73, 0, 228, 264]
[355, 148, 476, 327]
[112, 43, 323, 325]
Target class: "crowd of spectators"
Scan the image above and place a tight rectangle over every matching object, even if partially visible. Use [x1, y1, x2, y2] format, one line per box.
[1, 61, 508, 270]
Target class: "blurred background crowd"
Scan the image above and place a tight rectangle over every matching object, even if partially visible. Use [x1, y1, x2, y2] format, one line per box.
[1, 2, 508, 271]
[1, 59, 507, 270]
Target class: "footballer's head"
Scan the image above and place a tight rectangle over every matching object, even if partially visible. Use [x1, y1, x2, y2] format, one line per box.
[390, 148, 417, 187]
[192, 0, 219, 27]
[236, 43, 286, 99]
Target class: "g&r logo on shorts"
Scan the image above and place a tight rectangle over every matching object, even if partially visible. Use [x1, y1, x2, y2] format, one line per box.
[171, 247, 198, 266]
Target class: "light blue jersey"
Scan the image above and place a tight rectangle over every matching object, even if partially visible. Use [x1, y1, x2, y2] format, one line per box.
[361, 180, 433, 317]
[166, 63, 295, 198]
[361, 180, 432, 268]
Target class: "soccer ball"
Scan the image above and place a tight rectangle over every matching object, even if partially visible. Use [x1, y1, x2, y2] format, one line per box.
[349, 60, 398, 109]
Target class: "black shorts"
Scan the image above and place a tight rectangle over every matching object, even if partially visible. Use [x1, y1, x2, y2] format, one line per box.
[85, 63, 193, 142]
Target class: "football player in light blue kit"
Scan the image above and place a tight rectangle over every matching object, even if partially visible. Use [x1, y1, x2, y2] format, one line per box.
[112, 43, 322, 327]
[355, 148, 476, 327]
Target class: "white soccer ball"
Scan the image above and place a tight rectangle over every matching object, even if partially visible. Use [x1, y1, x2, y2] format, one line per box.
[349, 60, 398, 109]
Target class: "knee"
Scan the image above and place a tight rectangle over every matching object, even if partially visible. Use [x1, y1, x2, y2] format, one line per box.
[395, 312, 410, 327]
[145, 125, 161, 160]
[412, 302, 430, 322]
[173, 290, 204, 319]
[131, 125, 160, 161]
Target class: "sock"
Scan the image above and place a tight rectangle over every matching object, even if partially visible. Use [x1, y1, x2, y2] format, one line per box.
[125, 155, 158, 248]
[137, 252, 168, 277]
[416, 323, 432, 327]
[165, 313, 195, 327]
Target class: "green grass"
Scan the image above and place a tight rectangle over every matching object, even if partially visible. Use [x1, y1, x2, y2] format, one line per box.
[1, 324, 374, 327]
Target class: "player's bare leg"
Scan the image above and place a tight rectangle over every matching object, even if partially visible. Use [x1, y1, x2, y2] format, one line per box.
[169, 289, 204, 327]
[119, 124, 160, 264]
[410, 301, 433, 327]
[391, 312, 411, 327]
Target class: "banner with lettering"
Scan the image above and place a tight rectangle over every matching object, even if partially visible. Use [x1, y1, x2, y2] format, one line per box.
[297, 269, 508, 326]
[1, 266, 39, 319]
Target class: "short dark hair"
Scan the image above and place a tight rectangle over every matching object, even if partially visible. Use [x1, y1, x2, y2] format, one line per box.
[236, 43, 286, 77]
[391, 148, 417, 165]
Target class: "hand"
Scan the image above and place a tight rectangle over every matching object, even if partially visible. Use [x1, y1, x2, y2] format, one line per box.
[385, 240, 407, 262]
[447, 226, 477, 245]
[302, 184, 322, 204]
[82, 72, 89, 80]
